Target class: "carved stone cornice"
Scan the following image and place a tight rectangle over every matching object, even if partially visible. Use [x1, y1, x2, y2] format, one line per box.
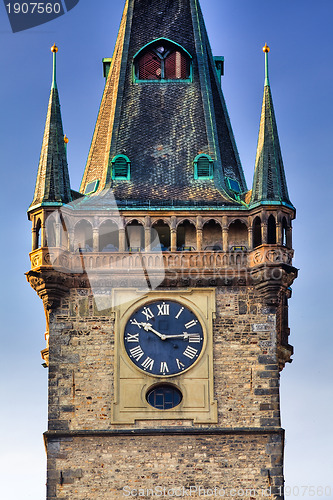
[25, 269, 72, 311]
[278, 344, 294, 372]
[250, 264, 298, 306]
[41, 347, 49, 366]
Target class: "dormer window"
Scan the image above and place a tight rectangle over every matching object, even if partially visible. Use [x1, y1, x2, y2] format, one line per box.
[134, 39, 191, 82]
[111, 155, 131, 180]
[194, 154, 214, 179]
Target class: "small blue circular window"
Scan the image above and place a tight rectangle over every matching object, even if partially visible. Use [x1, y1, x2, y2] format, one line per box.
[146, 384, 182, 410]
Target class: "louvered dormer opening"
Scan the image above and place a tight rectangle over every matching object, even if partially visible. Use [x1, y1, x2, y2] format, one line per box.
[134, 39, 191, 82]
[194, 154, 214, 180]
[112, 155, 131, 180]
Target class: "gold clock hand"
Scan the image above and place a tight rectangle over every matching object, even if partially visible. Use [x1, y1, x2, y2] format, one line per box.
[161, 334, 187, 339]
[140, 322, 165, 340]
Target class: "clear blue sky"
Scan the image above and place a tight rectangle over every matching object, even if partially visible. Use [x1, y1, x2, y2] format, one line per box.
[0, 1, 332, 498]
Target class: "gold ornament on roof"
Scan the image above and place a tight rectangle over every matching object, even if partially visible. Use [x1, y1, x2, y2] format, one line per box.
[64, 135, 69, 144]
[263, 43, 270, 53]
[51, 43, 58, 53]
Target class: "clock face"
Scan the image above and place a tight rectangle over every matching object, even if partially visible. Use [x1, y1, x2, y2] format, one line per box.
[123, 300, 204, 376]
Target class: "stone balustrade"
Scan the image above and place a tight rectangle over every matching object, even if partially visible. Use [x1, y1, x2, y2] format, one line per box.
[29, 245, 293, 274]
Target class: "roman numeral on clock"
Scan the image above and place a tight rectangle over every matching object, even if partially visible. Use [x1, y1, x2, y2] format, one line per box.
[160, 361, 169, 374]
[183, 346, 198, 359]
[141, 307, 154, 321]
[141, 357, 154, 371]
[175, 307, 184, 319]
[188, 333, 201, 343]
[185, 319, 198, 329]
[130, 319, 142, 329]
[126, 333, 139, 343]
[157, 302, 170, 316]
[176, 359, 185, 370]
[129, 345, 144, 361]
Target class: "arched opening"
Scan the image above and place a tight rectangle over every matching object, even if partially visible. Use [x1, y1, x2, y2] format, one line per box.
[177, 220, 196, 251]
[60, 215, 69, 250]
[99, 220, 119, 252]
[267, 215, 277, 244]
[135, 39, 191, 81]
[228, 220, 248, 250]
[203, 220, 222, 251]
[34, 218, 41, 250]
[125, 220, 144, 251]
[282, 217, 288, 247]
[74, 220, 93, 252]
[46, 216, 56, 248]
[152, 220, 170, 251]
[253, 217, 262, 249]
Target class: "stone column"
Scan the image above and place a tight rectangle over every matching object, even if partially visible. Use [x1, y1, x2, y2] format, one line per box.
[170, 217, 177, 252]
[196, 216, 203, 251]
[55, 221, 61, 248]
[248, 223, 253, 250]
[32, 227, 38, 251]
[41, 216, 47, 248]
[144, 216, 151, 252]
[93, 228, 99, 252]
[261, 211, 267, 245]
[68, 229, 75, 252]
[261, 222, 268, 245]
[277, 219, 282, 245]
[286, 226, 292, 249]
[222, 216, 228, 251]
[119, 228, 126, 252]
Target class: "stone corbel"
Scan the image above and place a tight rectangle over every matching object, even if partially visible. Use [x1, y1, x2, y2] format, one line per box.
[250, 264, 298, 306]
[26, 270, 70, 311]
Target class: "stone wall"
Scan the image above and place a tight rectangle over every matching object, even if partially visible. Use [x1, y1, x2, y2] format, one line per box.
[46, 431, 283, 499]
[46, 284, 284, 498]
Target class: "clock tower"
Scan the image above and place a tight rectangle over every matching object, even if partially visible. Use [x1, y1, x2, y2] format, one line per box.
[26, 1, 297, 499]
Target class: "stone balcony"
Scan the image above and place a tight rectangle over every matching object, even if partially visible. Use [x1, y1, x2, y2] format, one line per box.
[29, 245, 294, 286]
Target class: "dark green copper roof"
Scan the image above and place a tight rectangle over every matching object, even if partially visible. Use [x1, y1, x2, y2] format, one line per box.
[29, 48, 72, 212]
[250, 48, 293, 208]
[80, 0, 247, 206]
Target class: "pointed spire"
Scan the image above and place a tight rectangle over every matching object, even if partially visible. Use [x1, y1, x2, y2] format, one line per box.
[250, 45, 293, 208]
[80, 0, 247, 204]
[29, 45, 72, 212]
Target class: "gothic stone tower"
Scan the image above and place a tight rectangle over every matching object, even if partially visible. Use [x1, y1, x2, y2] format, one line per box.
[26, 2, 297, 498]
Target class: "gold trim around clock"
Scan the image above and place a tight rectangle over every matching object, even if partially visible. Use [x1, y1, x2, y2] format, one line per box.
[111, 288, 218, 424]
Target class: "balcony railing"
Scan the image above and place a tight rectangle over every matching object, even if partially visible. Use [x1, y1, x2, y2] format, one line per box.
[29, 245, 293, 273]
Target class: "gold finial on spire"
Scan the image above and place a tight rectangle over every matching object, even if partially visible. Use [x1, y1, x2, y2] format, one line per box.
[263, 44, 270, 86]
[64, 135, 69, 144]
[51, 43, 58, 53]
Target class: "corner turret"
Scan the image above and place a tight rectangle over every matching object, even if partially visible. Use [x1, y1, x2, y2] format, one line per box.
[251, 45, 293, 208]
[28, 44, 72, 213]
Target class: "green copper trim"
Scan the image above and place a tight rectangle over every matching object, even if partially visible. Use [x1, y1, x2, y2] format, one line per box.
[250, 200, 295, 210]
[264, 50, 269, 87]
[103, 58, 112, 80]
[27, 201, 64, 213]
[133, 38, 193, 61]
[133, 38, 193, 84]
[52, 49, 57, 90]
[213, 56, 224, 82]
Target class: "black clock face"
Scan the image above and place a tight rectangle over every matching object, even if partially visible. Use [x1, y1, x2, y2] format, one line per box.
[124, 300, 204, 376]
